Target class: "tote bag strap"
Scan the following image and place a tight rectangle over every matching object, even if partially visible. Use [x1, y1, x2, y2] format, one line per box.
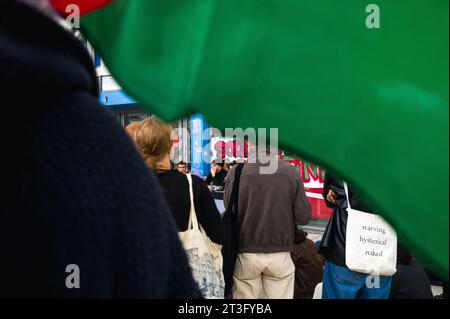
[186, 173, 199, 231]
[343, 181, 352, 210]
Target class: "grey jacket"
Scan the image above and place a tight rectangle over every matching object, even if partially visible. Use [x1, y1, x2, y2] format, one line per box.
[224, 159, 311, 253]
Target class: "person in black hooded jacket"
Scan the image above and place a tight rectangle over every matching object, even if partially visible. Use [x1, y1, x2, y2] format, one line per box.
[319, 173, 371, 267]
[320, 172, 392, 299]
[0, 0, 201, 298]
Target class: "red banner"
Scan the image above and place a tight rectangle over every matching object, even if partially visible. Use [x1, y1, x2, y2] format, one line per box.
[50, 0, 112, 16]
[281, 157, 332, 219]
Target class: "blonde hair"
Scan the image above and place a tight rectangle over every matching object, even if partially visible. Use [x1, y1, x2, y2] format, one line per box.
[125, 121, 143, 141]
[135, 116, 173, 172]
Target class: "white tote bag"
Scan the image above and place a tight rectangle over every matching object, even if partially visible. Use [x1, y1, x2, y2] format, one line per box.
[178, 173, 225, 298]
[344, 182, 397, 276]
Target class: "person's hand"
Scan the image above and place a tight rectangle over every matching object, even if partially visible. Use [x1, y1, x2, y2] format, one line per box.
[326, 189, 337, 205]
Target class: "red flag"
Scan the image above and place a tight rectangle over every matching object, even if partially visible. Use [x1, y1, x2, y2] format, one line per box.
[50, 0, 112, 16]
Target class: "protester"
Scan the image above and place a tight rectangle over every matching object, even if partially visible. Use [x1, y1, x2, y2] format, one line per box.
[224, 146, 311, 299]
[320, 172, 392, 299]
[135, 117, 224, 245]
[390, 245, 433, 299]
[0, 0, 201, 298]
[205, 160, 227, 188]
[177, 161, 188, 174]
[291, 228, 324, 299]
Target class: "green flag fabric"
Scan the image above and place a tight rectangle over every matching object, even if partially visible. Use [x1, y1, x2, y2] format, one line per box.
[81, 0, 449, 278]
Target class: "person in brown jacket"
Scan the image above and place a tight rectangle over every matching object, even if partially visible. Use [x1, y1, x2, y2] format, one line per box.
[224, 146, 311, 299]
[291, 228, 324, 299]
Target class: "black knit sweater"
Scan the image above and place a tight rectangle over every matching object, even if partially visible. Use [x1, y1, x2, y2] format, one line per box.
[0, 0, 201, 298]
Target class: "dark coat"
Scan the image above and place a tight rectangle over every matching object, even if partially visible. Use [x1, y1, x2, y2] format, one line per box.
[157, 169, 225, 245]
[291, 236, 324, 299]
[319, 173, 371, 266]
[390, 259, 433, 299]
[0, 0, 200, 298]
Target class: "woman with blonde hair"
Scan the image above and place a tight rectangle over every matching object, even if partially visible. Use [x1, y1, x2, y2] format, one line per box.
[125, 121, 143, 141]
[135, 117, 225, 245]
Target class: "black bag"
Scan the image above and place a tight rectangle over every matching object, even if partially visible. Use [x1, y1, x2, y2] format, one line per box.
[319, 179, 372, 266]
[221, 163, 244, 298]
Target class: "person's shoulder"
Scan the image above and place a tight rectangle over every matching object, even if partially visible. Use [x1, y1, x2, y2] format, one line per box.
[278, 160, 300, 177]
[164, 169, 184, 177]
[228, 163, 244, 178]
[191, 174, 211, 195]
[38, 94, 137, 165]
[191, 173, 207, 185]
[159, 169, 185, 180]
[278, 159, 294, 170]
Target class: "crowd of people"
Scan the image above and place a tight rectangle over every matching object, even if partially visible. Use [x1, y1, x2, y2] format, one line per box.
[1, 0, 446, 299]
[124, 117, 444, 299]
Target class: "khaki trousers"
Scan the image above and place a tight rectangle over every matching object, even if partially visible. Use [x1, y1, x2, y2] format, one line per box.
[233, 252, 295, 299]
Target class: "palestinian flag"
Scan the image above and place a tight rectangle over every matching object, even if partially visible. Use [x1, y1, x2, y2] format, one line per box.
[52, 0, 448, 278]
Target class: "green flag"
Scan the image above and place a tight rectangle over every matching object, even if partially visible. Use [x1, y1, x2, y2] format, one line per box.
[81, 0, 449, 278]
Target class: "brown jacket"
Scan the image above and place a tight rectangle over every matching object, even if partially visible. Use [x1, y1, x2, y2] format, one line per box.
[224, 159, 311, 253]
[291, 236, 324, 299]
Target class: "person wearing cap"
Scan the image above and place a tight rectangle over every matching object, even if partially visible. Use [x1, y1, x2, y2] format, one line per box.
[205, 160, 228, 188]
